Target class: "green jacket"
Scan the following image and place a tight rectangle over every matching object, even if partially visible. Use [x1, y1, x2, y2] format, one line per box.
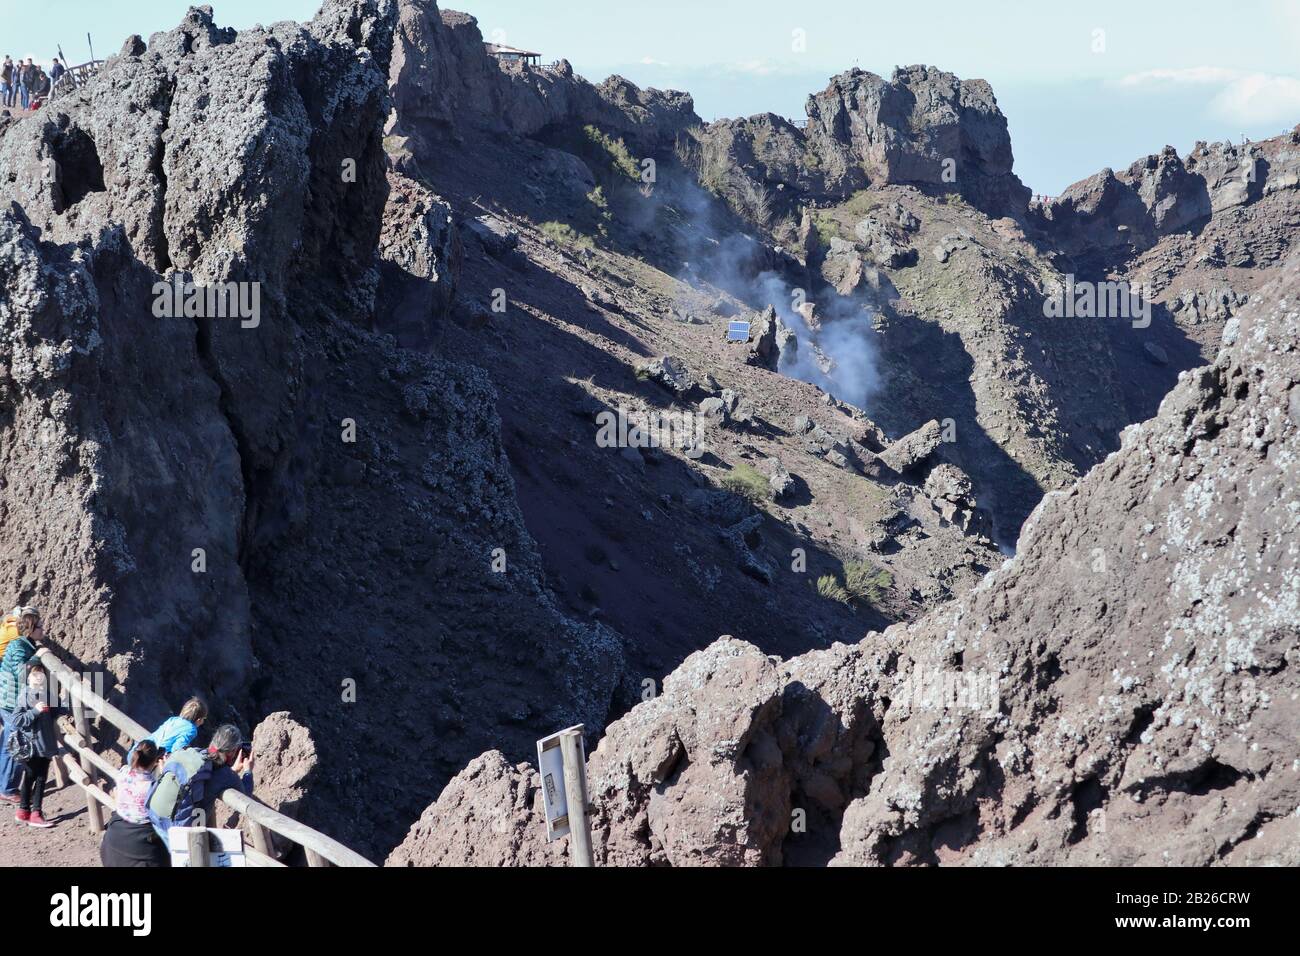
[0, 637, 35, 712]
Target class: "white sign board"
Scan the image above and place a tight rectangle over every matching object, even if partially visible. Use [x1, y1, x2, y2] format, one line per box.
[169, 827, 247, 867]
[536, 725, 586, 842]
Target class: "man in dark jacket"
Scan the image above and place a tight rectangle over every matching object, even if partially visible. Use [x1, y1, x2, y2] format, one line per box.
[49, 56, 65, 100]
[16, 58, 34, 110]
[0, 57, 13, 109]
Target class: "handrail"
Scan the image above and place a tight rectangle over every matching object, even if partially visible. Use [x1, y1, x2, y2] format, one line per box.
[50, 60, 103, 98]
[34, 646, 374, 867]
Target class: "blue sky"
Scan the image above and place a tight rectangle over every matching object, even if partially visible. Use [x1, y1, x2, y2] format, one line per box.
[4, 0, 1299, 193]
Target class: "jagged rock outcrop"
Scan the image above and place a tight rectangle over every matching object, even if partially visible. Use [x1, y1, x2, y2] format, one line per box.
[879, 419, 942, 473]
[805, 66, 1030, 218]
[376, 169, 462, 348]
[390, 254, 1300, 866]
[1036, 128, 1300, 267]
[0, 0, 622, 860]
[684, 66, 1029, 242]
[388, 0, 699, 172]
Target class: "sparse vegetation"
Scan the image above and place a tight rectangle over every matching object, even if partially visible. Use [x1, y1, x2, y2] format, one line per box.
[584, 125, 640, 181]
[734, 176, 774, 229]
[816, 575, 852, 605]
[540, 221, 595, 248]
[842, 189, 875, 219]
[813, 561, 891, 609]
[844, 561, 893, 607]
[721, 463, 772, 502]
[813, 212, 839, 246]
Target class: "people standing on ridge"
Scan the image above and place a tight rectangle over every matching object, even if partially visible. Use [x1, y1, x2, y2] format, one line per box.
[11, 663, 65, 828]
[146, 724, 254, 851]
[0, 606, 41, 804]
[17, 57, 34, 110]
[101, 741, 170, 867]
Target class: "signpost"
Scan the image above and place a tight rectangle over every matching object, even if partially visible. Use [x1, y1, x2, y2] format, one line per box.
[536, 724, 594, 866]
[169, 828, 247, 867]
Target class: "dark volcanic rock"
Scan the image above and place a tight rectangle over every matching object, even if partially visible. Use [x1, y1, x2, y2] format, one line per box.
[805, 65, 1030, 218]
[0, 0, 622, 862]
[388, 0, 699, 170]
[389, 255, 1300, 867]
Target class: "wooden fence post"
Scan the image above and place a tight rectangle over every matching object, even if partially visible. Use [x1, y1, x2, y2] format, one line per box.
[248, 821, 274, 860]
[559, 729, 594, 867]
[69, 693, 103, 833]
[187, 829, 211, 868]
[51, 752, 70, 789]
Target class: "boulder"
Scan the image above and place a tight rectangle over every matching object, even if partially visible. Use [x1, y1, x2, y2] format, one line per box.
[766, 458, 794, 500]
[463, 215, 519, 258]
[638, 355, 696, 398]
[879, 420, 943, 473]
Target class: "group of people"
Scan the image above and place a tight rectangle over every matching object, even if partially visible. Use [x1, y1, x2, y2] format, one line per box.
[0, 605, 256, 867]
[0, 55, 66, 111]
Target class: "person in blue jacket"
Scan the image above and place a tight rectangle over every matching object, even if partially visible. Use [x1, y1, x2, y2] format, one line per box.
[131, 696, 207, 761]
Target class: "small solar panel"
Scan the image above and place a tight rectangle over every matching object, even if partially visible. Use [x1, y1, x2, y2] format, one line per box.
[726, 321, 751, 342]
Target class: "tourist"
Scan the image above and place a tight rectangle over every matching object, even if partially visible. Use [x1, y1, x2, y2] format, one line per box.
[146, 724, 254, 849]
[0, 607, 41, 803]
[11, 663, 65, 828]
[17, 57, 35, 110]
[49, 56, 65, 100]
[100, 741, 171, 866]
[0, 57, 13, 109]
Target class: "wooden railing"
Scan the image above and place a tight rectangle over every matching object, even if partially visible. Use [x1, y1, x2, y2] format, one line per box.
[50, 60, 103, 100]
[34, 646, 374, 868]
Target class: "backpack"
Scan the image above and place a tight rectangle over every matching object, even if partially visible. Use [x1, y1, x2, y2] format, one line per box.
[146, 748, 214, 834]
[5, 721, 34, 764]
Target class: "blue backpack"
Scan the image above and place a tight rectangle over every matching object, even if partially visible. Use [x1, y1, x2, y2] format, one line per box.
[146, 748, 214, 834]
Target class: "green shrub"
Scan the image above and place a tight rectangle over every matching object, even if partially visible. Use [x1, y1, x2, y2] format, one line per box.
[842, 189, 875, 218]
[584, 125, 641, 181]
[844, 561, 892, 607]
[540, 221, 594, 249]
[813, 212, 838, 246]
[816, 575, 851, 605]
[721, 463, 772, 502]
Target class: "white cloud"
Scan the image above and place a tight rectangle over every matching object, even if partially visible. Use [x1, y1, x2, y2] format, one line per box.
[639, 56, 670, 67]
[1208, 73, 1300, 125]
[1118, 67, 1240, 88]
[1118, 66, 1300, 127]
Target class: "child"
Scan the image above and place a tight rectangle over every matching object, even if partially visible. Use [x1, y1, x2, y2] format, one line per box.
[13, 664, 64, 828]
[113, 740, 161, 824]
[100, 741, 169, 867]
[144, 697, 207, 756]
